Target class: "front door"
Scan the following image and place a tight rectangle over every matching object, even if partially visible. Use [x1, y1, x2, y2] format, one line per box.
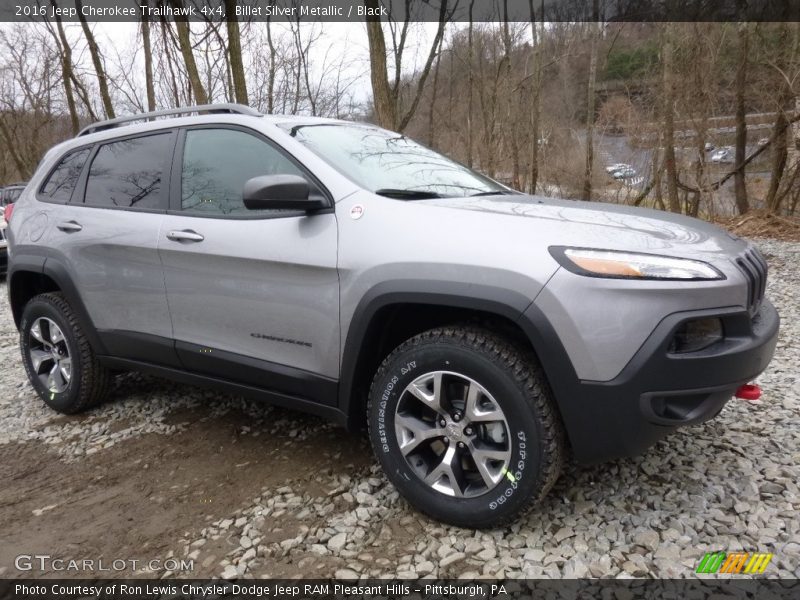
[158, 126, 339, 403]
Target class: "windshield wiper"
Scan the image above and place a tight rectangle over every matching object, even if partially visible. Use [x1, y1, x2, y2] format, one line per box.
[470, 190, 518, 197]
[375, 188, 443, 199]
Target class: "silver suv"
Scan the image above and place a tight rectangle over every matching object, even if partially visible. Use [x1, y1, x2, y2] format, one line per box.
[6, 105, 779, 527]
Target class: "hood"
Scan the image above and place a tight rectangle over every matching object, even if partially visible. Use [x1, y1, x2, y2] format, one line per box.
[423, 194, 748, 260]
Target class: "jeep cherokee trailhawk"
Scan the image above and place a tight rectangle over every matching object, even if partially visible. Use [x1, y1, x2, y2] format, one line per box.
[6, 105, 779, 527]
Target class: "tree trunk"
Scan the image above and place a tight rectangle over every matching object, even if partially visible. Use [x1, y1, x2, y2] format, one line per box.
[141, 2, 156, 112]
[466, 0, 475, 167]
[528, 0, 542, 194]
[427, 46, 443, 146]
[582, 17, 599, 201]
[48, 1, 79, 134]
[75, 0, 115, 118]
[396, 1, 449, 132]
[266, 17, 276, 114]
[662, 26, 680, 213]
[365, 0, 397, 128]
[170, 0, 208, 105]
[733, 22, 749, 214]
[224, 0, 248, 105]
[766, 24, 791, 213]
[501, 2, 520, 189]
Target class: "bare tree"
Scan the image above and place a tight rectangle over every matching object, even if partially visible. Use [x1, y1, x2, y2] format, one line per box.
[141, 2, 156, 112]
[661, 24, 680, 213]
[169, 0, 208, 104]
[45, 0, 79, 134]
[224, 0, 248, 105]
[582, 11, 600, 200]
[732, 22, 750, 214]
[528, 0, 544, 193]
[75, 0, 115, 118]
[365, 0, 450, 131]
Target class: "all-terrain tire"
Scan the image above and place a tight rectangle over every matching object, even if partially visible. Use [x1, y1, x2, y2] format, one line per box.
[20, 292, 111, 414]
[367, 325, 565, 528]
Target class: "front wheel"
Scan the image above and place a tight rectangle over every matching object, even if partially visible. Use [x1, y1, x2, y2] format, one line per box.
[367, 326, 565, 528]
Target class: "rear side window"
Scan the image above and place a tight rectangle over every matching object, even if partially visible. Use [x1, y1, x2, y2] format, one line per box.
[40, 149, 90, 203]
[85, 134, 171, 209]
[181, 128, 304, 215]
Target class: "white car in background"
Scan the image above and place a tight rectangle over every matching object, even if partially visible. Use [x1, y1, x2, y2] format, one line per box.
[612, 166, 638, 180]
[605, 162, 631, 174]
[710, 148, 734, 163]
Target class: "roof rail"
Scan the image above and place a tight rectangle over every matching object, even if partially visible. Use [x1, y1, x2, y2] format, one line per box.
[77, 103, 261, 137]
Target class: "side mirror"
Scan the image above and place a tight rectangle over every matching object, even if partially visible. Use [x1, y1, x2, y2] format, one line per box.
[243, 174, 325, 211]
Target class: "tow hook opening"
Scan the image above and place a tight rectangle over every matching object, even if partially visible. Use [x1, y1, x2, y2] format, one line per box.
[735, 383, 762, 401]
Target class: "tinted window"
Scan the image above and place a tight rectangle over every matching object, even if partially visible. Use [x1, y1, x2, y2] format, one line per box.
[40, 149, 90, 203]
[85, 134, 170, 209]
[181, 129, 304, 215]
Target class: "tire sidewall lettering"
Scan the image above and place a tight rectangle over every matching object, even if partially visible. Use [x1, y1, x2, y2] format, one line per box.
[374, 352, 534, 512]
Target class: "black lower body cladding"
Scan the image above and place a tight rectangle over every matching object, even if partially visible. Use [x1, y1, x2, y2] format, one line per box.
[522, 300, 780, 463]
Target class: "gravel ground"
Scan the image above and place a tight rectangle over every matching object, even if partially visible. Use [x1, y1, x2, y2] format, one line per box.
[0, 238, 798, 580]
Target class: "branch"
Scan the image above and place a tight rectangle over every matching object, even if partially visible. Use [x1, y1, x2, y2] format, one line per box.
[677, 112, 800, 194]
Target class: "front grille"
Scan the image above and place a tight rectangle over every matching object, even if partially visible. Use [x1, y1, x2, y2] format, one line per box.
[735, 246, 768, 316]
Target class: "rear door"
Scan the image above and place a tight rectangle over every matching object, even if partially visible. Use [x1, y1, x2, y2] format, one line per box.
[46, 131, 178, 366]
[158, 126, 339, 402]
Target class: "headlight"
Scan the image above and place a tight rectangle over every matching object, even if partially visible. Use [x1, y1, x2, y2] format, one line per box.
[549, 247, 724, 280]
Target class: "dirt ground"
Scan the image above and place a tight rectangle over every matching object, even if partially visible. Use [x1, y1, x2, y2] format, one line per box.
[715, 210, 800, 242]
[0, 390, 375, 578]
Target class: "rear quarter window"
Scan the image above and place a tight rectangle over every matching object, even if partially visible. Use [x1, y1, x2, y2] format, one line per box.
[39, 148, 91, 203]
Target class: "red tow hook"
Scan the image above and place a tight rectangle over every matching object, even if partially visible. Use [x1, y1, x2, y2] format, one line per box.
[735, 384, 762, 401]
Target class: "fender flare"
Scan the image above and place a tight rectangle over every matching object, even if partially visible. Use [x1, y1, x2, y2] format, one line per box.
[9, 251, 105, 354]
[337, 279, 576, 427]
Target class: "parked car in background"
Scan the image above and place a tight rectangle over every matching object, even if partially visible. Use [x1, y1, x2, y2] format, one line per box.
[612, 166, 637, 180]
[1, 183, 26, 206]
[704, 142, 715, 152]
[710, 148, 734, 163]
[605, 162, 631, 174]
[0, 183, 25, 276]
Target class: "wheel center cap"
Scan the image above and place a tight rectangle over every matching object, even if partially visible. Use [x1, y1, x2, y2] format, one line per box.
[445, 422, 463, 440]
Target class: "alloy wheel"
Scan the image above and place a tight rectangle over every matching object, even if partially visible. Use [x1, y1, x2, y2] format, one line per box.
[28, 317, 72, 393]
[394, 370, 512, 498]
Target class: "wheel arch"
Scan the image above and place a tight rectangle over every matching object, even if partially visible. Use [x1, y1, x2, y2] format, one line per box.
[9, 254, 105, 354]
[338, 280, 574, 435]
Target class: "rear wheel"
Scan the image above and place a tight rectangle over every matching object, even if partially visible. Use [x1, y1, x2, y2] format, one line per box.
[367, 326, 565, 528]
[20, 292, 111, 414]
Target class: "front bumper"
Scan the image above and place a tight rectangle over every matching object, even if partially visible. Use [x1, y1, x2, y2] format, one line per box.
[526, 299, 780, 463]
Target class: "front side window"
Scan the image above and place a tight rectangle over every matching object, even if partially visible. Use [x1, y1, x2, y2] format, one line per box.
[40, 149, 91, 203]
[85, 134, 171, 209]
[283, 122, 508, 199]
[181, 128, 304, 215]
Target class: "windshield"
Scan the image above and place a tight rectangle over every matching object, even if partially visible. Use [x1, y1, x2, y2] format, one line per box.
[281, 122, 509, 198]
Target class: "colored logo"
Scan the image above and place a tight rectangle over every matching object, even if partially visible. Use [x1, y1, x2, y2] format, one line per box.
[696, 551, 773, 574]
[350, 204, 364, 220]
